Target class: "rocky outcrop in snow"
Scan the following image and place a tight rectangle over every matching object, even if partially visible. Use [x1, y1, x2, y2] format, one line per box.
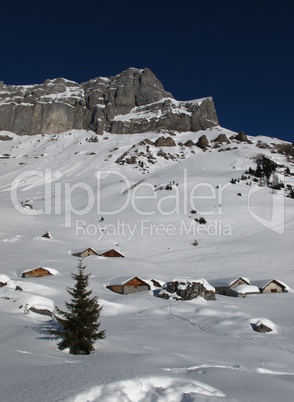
[158, 279, 216, 301]
[196, 134, 209, 149]
[0, 67, 218, 135]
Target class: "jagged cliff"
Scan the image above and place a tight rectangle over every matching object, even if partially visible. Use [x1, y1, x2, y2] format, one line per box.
[0, 67, 218, 135]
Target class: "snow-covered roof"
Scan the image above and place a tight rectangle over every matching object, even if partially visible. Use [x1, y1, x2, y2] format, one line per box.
[256, 318, 277, 333]
[25, 295, 55, 312]
[21, 266, 58, 275]
[70, 247, 97, 255]
[234, 285, 260, 294]
[251, 279, 288, 290]
[208, 277, 251, 287]
[106, 276, 148, 287]
[96, 248, 125, 256]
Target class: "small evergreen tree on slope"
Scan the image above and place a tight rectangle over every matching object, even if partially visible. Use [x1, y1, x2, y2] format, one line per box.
[51, 260, 105, 355]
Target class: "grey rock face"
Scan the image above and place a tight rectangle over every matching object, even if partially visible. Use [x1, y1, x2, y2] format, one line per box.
[110, 97, 218, 134]
[0, 67, 219, 135]
[0, 78, 87, 135]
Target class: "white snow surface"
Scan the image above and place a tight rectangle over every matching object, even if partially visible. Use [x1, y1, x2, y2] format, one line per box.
[0, 127, 294, 401]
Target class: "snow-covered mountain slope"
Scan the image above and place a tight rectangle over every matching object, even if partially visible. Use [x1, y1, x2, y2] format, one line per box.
[0, 127, 294, 401]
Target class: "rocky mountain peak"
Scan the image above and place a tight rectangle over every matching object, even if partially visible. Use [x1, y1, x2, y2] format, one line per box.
[0, 68, 218, 136]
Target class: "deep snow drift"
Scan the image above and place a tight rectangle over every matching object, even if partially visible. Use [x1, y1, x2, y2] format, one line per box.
[0, 126, 294, 401]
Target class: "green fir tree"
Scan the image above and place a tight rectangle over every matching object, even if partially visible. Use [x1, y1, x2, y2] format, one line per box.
[50, 260, 105, 355]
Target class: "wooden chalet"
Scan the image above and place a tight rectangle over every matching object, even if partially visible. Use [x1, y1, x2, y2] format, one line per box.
[97, 249, 125, 258]
[106, 276, 150, 295]
[71, 247, 98, 258]
[208, 277, 251, 296]
[21, 267, 54, 278]
[251, 279, 288, 294]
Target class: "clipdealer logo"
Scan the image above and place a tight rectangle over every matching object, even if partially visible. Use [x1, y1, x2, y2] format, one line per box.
[9, 168, 285, 234]
[247, 185, 285, 234]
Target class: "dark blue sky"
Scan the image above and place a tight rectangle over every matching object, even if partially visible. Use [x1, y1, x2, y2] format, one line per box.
[1, 0, 293, 142]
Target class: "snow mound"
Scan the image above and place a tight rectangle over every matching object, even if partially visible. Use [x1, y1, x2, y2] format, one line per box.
[24, 295, 55, 312]
[72, 375, 226, 401]
[256, 318, 277, 333]
[0, 274, 10, 283]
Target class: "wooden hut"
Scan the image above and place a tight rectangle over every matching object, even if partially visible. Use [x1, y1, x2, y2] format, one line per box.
[21, 267, 54, 278]
[71, 247, 98, 258]
[106, 276, 150, 295]
[98, 249, 125, 258]
[208, 277, 251, 296]
[251, 279, 288, 294]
